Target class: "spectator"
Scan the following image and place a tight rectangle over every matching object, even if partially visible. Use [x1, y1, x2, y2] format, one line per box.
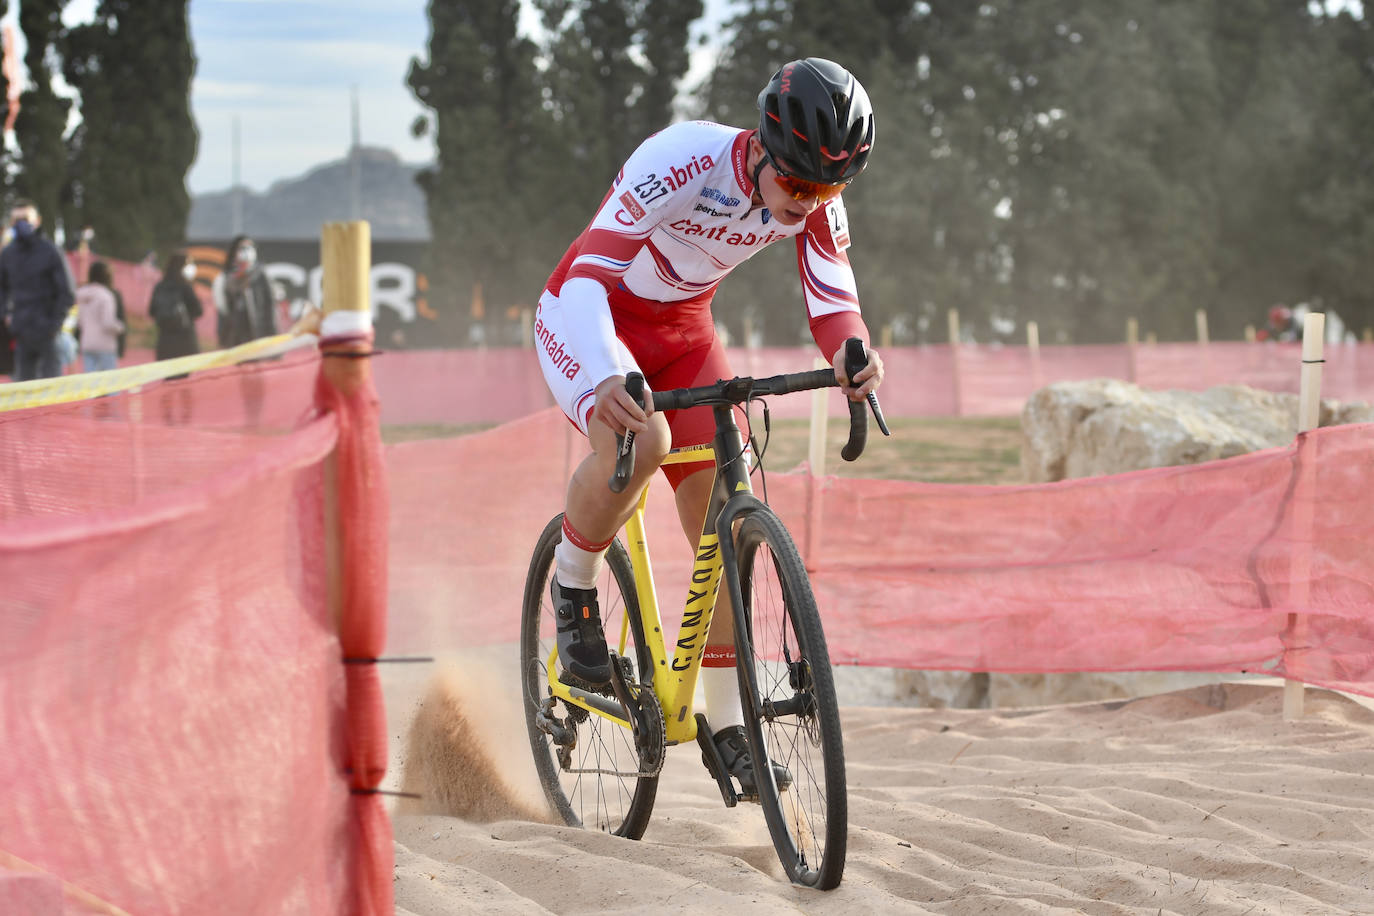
[214, 234, 276, 347]
[0, 199, 76, 381]
[149, 251, 204, 361]
[75, 261, 123, 373]
[1257, 304, 1302, 343]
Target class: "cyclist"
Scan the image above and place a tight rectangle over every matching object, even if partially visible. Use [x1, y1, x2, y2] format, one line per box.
[534, 57, 885, 792]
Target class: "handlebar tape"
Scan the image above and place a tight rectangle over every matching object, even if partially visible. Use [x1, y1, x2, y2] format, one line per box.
[840, 338, 870, 462]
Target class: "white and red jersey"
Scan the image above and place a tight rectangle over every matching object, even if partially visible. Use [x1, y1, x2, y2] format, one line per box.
[543, 120, 868, 370]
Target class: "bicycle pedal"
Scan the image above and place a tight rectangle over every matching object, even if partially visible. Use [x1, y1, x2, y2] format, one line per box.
[693, 714, 741, 808]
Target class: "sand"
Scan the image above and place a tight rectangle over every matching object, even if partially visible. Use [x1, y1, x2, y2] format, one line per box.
[381, 655, 1374, 915]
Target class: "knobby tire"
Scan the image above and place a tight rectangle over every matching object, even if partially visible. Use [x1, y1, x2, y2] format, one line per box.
[733, 509, 848, 889]
[520, 513, 658, 839]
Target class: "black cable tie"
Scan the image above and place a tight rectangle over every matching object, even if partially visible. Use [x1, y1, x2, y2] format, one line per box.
[342, 656, 435, 664]
[323, 350, 383, 359]
[1301, 359, 1325, 364]
[351, 788, 422, 798]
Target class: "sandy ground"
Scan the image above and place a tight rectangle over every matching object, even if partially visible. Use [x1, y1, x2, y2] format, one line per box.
[379, 652, 1374, 915]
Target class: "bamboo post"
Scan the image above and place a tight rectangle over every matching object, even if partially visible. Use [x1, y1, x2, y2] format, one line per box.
[1284, 311, 1325, 720]
[1195, 309, 1209, 347]
[1027, 320, 1043, 390]
[880, 324, 894, 349]
[804, 356, 829, 572]
[318, 220, 393, 911]
[948, 308, 962, 417]
[1126, 317, 1139, 384]
[1245, 325, 1256, 343]
[320, 222, 372, 630]
[520, 307, 534, 348]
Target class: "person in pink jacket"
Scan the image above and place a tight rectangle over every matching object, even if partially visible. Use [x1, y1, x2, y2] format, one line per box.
[76, 261, 124, 372]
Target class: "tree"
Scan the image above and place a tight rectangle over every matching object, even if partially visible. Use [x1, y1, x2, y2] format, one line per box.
[62, 1, 198, 261]
[14, 0, 72, 236]
[411, 0, 703, 341]
[0, 0, 12, 193]
[407, 0, 553, 343]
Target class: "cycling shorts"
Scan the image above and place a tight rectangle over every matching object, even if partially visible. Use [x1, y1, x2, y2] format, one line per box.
[534, 288, 748, 489]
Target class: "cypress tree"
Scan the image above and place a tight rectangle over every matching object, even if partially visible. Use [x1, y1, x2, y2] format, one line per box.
[0, 0, 11, 193]
[407, 0, 551, 344]
[14, 0, 72, 236]
[62, 1, 198, 261]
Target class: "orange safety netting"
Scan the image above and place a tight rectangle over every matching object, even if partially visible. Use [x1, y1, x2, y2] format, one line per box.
[0, 348, 391, 915]
[386, 408, 1374, 699]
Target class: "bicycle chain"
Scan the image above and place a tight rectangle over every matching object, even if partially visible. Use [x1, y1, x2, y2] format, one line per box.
[558, 682, 667, 779]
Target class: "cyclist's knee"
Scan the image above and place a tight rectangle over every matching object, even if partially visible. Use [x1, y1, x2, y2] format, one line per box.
[639, 414, 672, 468]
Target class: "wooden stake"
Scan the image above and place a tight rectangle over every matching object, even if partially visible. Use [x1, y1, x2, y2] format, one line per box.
[1027, 320, 1042, 390]
[948, 308, 962, 417]
[1195, 309, 1209, 346]
[319, 221, 373, 632]
[1126, 317, 1139, 384]
[1284, 311, 1325, 720]
[1245, 325, 1256, 343]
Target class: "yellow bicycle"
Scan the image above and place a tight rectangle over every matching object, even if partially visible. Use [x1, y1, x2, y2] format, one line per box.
[520, 339, 887, 889]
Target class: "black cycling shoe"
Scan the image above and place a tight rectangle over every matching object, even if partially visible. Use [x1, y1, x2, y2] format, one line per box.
[551, 576, 612, 687]
[711, 725, 793, 796]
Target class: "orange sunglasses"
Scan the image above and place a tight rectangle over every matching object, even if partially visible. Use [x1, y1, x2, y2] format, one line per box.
[763, 147, 848, 202]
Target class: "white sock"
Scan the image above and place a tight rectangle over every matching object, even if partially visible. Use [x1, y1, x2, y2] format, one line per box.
[555, 516, 612, 590]
[701, 645, 744, 733]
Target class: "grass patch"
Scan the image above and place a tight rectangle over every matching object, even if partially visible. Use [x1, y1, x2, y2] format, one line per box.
[751, 416, 1024, 485]
[381, 415, 1026, 485]
[382, 422, 494, 444]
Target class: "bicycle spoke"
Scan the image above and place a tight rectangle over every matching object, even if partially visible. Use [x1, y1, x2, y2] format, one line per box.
[520, 515, 659, 839]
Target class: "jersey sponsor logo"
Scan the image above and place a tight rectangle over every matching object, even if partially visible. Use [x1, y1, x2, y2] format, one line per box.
[700, 187, 741, 208]
[761, 208, 771, 225]
[693, 203, 734, 218]
[669, 217, 786, 247]
[826, 198, 851, 251]
[533, 315, 582, 381]
[618, 190, 646, 222]
[625, 153, 716, 208]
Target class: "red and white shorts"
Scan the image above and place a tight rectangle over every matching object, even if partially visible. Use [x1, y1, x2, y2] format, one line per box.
[534, 288, 747, 489]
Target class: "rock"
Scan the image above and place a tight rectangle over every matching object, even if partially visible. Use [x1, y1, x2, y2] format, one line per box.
[1021, 379, 1374, 482]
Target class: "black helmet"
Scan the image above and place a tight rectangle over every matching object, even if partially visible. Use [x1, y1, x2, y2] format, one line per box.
[757, 58, 875, 185]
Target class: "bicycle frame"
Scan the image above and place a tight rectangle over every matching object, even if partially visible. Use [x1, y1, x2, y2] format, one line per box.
[546, 402, 766, 745]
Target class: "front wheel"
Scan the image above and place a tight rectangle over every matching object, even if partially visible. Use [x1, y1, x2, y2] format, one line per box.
[519, 513, 658, 838]
[734, 509, 847, 889]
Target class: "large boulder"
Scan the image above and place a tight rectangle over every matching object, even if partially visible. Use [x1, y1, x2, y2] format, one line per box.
[1021, 379, 1374, 482]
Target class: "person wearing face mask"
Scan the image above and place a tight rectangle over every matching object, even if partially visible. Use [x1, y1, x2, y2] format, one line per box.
[0, 199, 77, 381]
[213, 234, 277, 348]
[149, 251, 204, 361]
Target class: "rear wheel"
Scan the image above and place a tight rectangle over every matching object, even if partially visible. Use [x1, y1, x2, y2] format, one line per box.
[519, 514, 658, 838]
[734, 509, 847, 889]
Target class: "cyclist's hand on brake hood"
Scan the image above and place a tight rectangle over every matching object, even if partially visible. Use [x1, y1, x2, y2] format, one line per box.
[591, 374, 654, 436]
[831, 344, 885, 401]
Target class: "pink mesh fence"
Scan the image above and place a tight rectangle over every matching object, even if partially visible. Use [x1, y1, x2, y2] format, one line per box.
[386, 408, 1374, 699]
[365, 341, 1374, 428]
[1, 349, 391, 915]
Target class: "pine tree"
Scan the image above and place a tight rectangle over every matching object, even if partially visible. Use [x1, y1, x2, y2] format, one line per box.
[62, 1, 198, 261]
[14, 0, 73, 236]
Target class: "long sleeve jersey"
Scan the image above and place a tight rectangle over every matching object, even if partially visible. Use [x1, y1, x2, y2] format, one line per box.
[543, 120, 868, 383]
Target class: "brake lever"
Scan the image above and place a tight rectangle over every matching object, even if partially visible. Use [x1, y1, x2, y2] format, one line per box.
[845, 337, 890, 436]
[609, 373, 646, 493]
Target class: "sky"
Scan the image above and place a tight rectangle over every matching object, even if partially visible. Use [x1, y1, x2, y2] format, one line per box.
[1, 1, 733, 196]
